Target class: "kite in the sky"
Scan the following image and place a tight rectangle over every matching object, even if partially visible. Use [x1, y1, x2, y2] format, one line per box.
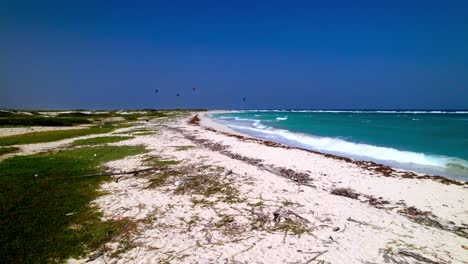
[155, 89, 159, 94]
[176, 93, 180, 97]
[242, 97, 247, 102]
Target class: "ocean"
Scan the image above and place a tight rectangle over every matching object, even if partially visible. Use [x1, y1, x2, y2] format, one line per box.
[210, 110, 468, 181]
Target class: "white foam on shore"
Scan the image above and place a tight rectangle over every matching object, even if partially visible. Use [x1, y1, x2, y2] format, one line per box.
[243, 110, 468, 114]
[211, 117, 468, 179]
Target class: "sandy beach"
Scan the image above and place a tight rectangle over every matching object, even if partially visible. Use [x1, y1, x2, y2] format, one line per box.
[63, 111, 467, 263]
[4, 2, 468, 263]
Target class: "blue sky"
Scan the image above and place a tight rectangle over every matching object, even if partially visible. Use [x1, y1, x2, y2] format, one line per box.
[1, 1, 467, 110]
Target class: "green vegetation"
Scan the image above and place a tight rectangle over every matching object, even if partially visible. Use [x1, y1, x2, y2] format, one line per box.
[142, 156, 181, 188]
[132, 132, 154, 136]
[56, 112, 113, 119]
[281, 200, 295, 207]
[276, 218, 311, 236]
[174, 145, 194, 151]
[143, 156, 180, 167]
[0, 110, 17, 116]
[117, 111, 173, 121]
[0, 109, 201, 127]
[0, 116, 92, 127]
[0, 124, 121, 146]
[0, 146, 20, 156]
[191, 198, 215, 207]
[71, 136, 133, 146]
[174, 174, 242, 203]
[248, 201, 265, 208]
[126, 128, 150, 133]
[215, 214, 235, 229]
[148, 170, 181, 188]
[0, 145, 146, 263]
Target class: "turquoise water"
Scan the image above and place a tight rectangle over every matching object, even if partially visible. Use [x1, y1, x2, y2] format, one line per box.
[211, 110, 468, 181]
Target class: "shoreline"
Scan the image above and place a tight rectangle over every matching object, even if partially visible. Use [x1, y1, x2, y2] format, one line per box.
[58, 111, 468, 263]
[201, 111, 467, 186]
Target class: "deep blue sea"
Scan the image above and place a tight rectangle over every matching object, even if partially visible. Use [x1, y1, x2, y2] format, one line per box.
[211, 110, 468, 181]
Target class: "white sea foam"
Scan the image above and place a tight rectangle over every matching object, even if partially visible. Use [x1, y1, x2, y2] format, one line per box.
[243, 110, 468, 114]
[224, 123, 468, 172]
[276, 116, 288, 120]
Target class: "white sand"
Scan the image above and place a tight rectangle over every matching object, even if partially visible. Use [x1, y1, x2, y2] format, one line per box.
[69, 113, 467, 264]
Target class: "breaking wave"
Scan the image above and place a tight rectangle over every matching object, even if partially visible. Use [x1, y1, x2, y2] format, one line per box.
[215, 119, 468, 178]
[244, 110, 468, 114]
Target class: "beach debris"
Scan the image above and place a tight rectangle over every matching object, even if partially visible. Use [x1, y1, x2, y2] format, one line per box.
[398, 250, 440, 264]
[304, 250, 328, 263]
[86, 251, 103, 262]
[179, 129, 315, 185]
[249, 209, 270, 229]
[188, 115, 200, 125]
[396, 206, 468, 238]
[381, 249, 442, 264]
[248, 207, 311, 236]
[224, 169, 233, 176]
[398, 206, 443, 229]
[45, 167, 159, 180]
[272, 207, 311, 236]
[364, 195, 395, 209]
[367, 196, 390, 206]
[261, 166, 311, 184]
[332, 227, 340, 232]
[174, 180, 182, 186]
[347, 217, 382, 229]
[330, 188, 359, 199]
[200, 123, 466, 186]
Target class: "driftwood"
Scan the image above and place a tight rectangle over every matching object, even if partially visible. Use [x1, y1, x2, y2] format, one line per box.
[347, 217, 381, 229]
[305, 250, 328, 263]
[45, 167, 158, 180]
[397, 250, 440, 264]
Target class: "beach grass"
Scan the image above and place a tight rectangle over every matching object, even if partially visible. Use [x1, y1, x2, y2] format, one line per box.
[143, 155, 180, 167]
[116, 110, 172, 121]
[0, 146, 20, 156]
[0, 124, 123, 146]
[0, 145, 146, 263]
[174, 145, 194, 151]
[71, 136, 133, 146]
[56, 112, 114, 119]
[0, 116, 92, 127]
